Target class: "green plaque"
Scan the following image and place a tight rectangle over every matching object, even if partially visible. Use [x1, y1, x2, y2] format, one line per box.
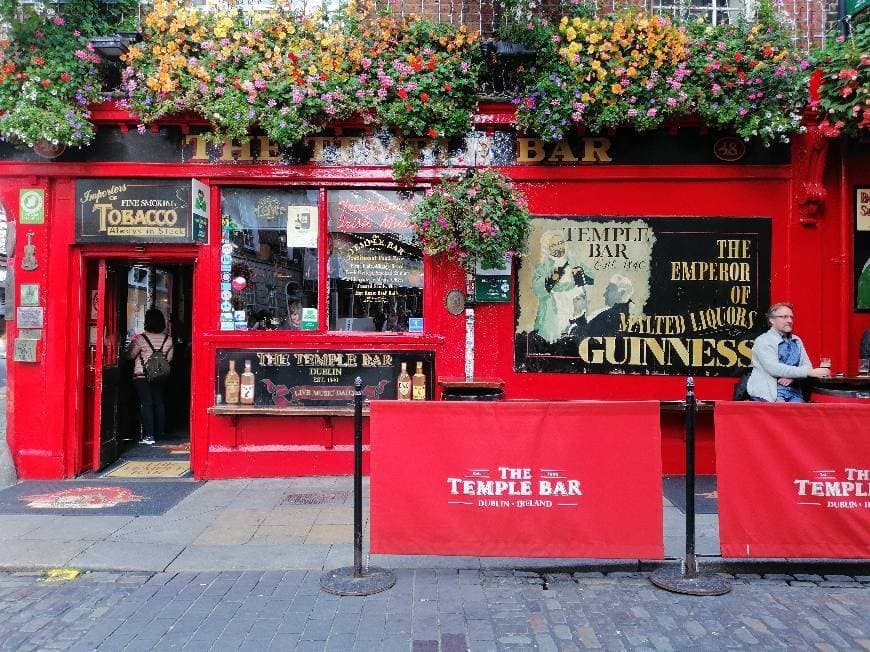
[301, 307, 318, 330]
[475, 275, 511, 302]
[193, 212, 208, 243]
[19, 189, 44, 224]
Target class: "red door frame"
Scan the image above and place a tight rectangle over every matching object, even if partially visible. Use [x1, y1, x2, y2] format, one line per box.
[72, 247, 199, 477]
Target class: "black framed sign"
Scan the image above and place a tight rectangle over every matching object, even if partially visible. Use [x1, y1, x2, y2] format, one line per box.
[855, 187, 870, 311]
[76, 179, 199, 243]
[514, 216, 771, 376]
[215, 349, 435, 406]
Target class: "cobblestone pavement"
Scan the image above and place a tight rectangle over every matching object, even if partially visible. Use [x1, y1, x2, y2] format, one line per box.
[1, 569, 868, 651]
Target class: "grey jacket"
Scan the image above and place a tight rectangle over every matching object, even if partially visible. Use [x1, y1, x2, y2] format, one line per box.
[747, 328, 812, 402]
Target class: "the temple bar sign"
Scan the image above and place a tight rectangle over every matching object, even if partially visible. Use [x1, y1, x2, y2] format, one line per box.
[76, 179, 205, 243]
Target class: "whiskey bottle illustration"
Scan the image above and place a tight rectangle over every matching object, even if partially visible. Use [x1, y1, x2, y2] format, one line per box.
[240, 360, 256, 405]
[224, 360, 240, 405]
[412, 362, 426, 400]
[397, 362, 412, 400]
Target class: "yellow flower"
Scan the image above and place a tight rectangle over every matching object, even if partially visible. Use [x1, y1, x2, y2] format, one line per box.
[610, 83, 623, 94]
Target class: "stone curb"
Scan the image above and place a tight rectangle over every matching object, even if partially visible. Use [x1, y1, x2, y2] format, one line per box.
[0, 556, 867, 576]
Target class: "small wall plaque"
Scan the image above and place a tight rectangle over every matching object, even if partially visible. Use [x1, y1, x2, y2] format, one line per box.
[20, 283, 40, 307]
[17, 306, 44, 328]
[13, 338, 38, 362]
[18, 329, 42, 340]
[445, 289, 465, 316]
[19, 189, 44, 224]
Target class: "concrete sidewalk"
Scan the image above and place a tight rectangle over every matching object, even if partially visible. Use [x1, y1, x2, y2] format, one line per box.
[0, 476, 725, 574]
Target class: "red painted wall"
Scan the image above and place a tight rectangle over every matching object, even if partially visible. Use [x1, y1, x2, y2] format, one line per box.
[1, 117, 866, 480]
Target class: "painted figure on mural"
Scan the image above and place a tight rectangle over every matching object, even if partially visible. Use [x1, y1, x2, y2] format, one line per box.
[554, 291, 590, 355]
[531, 230, 594, 345]
[127, 308, 174, 445]
[587, 274, 634, 337]
[746, 302, 830, 403]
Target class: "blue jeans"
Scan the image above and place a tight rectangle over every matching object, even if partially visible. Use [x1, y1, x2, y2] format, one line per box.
[133, 378, 167, 440]
[751, 394, 805, 403]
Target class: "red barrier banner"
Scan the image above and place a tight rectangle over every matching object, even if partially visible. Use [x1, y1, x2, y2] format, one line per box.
[716, 402, 870, 558]
[370, 401, 663, 558]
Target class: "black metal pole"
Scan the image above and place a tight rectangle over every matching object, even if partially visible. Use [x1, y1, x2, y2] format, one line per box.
[684, 376, 697, 577]
[353, 376, 363, 578]
[319, 376, 395, 595]
[650, 376, 729, 595]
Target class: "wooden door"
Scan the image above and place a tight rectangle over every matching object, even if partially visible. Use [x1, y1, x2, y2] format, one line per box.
[85, 260, 123, 471]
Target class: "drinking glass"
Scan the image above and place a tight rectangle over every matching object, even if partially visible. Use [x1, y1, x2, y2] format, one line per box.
[859, 358, 870, 377]
[820, 357, 832, 370]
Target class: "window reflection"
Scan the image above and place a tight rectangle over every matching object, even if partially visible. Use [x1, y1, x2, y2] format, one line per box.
[327, 190, 422, 332]
[220, 188, 319, 331]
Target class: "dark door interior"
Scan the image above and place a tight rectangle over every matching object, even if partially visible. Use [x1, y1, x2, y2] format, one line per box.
[84, 260, 193, 473]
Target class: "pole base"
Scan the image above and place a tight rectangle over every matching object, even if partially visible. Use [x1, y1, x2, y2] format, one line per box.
[649, 565, 732, 596]
[320, 566, 396, 596]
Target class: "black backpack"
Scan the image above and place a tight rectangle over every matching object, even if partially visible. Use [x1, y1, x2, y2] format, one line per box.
[732, 371, 751, 401]
[140, 334, 171, 383]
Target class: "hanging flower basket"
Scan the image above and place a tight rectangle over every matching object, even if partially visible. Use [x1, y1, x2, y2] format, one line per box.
[814, 19, 870, 138]
[410, 168, 531, 272]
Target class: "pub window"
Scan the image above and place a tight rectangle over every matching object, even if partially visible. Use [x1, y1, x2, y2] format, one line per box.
[326, 189, 423, 332]
[650, 0, 747, 24]
[220, 187, 319, 331]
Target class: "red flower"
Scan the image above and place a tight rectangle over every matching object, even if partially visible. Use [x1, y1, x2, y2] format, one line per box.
[319, 73, 327, 81]
[404, 103, 413, 110]
[288, 52, 298, 63]
[60, 72, 71, 82]
[33, 56, 44, 65]
[427, 128, 437, 138]
[443, 83, 452, 91]
[734, 52, 743, 62]
[420, 92, 430, 102]
[41, 79, 51, 87]
[397, 88, 408, 99]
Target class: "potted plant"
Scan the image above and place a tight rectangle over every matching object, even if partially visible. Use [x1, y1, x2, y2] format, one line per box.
[508, 0, 810, 144]
[814, 17, 869, 138]
[411, 167, 530, 380]
[0, 0, 138, 150]
[120, 0, 482, 179]
[410, 167, 531, 272]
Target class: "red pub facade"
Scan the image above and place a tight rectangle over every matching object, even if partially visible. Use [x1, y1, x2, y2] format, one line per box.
[1, 102, 868, 480]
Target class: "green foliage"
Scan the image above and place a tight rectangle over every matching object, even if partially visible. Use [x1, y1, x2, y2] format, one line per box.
[511, 8, 810, 145]
[686, 18, 810, 144]
[410, 169, 531, 271]
[120, 0, 481, 151]
[0, 0, 139, 148]
[814, 17, 869, 138]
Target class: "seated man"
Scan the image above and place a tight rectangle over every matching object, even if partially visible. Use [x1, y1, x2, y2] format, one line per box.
[747, 302, 830, 402]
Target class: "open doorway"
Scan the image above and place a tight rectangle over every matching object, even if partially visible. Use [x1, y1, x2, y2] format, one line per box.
[82, 259, 193, 475]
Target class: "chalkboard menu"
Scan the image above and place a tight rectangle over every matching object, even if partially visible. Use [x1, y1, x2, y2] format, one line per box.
[215, 349, 435, 406]
[514, 216, 771, 376]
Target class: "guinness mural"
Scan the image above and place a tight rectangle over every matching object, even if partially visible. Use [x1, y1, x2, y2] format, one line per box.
[514, 216, 771, 376]
[76, 179, 202, 243]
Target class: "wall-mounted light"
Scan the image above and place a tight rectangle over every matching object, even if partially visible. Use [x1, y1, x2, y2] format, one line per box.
[89, 35, 130, 59]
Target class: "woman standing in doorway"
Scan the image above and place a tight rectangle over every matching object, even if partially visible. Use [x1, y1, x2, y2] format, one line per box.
[127, 308, 173, 445]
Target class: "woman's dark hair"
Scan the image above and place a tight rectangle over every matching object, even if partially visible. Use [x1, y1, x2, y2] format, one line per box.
[144, 308, 166, 333]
